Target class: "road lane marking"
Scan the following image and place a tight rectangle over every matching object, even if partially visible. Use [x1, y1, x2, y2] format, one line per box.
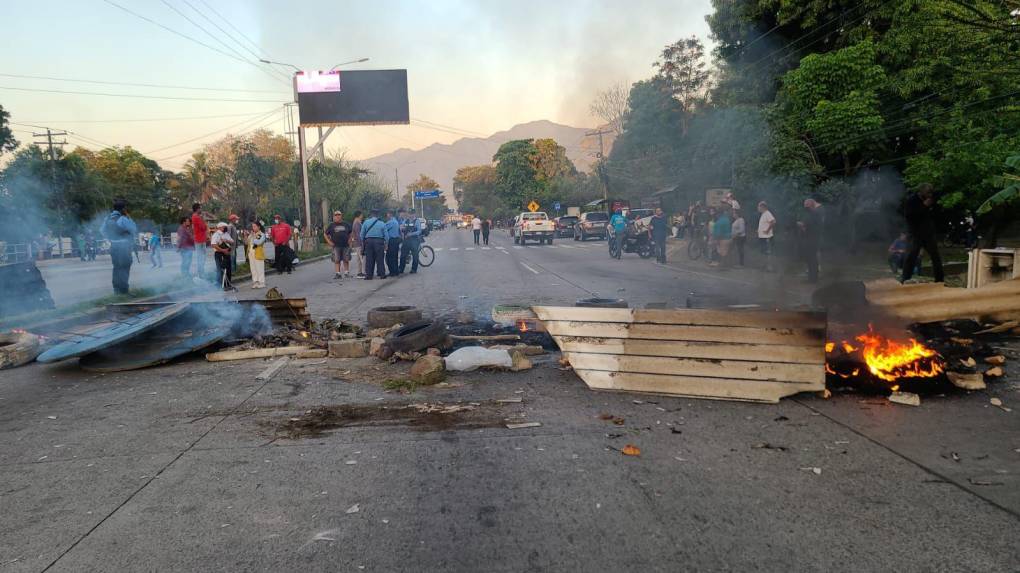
[449, 247, 459, 251]
[513, 246, 523, 249]
[465, 247, 475, 251]
[434, 248, 444, 251]
[520, 262, 540, 274]
[481, 247, 491, 250]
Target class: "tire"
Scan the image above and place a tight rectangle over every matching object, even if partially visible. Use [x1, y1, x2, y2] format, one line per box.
[580, 232, 587, 241]
[0, 331, 42, 369]
[386, 320, 447, 353]
[573, 232, 579, 241]
[576, 298, 629, 308]
[638, 242, 653, 259]
[367, 305, 423, 328]
[418, 245, 435, 267]
[514, 233, 520, 245]
[520, 235, 526, 246]
[547, 237, 554, 245]
[687, 239, 703, 261]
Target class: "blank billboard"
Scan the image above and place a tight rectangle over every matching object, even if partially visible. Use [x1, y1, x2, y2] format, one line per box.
[297, 69, 409, 127]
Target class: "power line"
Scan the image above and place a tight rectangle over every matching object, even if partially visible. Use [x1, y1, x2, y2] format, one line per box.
[196, 0, 271, 60]
[0, 85, 287, 103]
[181, 0, 293, 84]
[15, 111, 275, 124]
[0, 72, 289, 94]
[148, 108, 282, 157]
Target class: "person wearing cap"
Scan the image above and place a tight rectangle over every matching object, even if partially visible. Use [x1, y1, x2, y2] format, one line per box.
[384, 209, 403, 278]
[210, 221, 236, 291]
[270, 214, 294, 274]
[227, 214, 240, 273]
[399, 208, 424, 274]
[359, 209, 387, 280]
[324, 210, 351, 280]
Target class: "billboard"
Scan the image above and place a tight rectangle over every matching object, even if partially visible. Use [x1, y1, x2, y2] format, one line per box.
[297, 69, 409, 127]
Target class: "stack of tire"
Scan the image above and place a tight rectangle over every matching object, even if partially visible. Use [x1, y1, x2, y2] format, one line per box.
[0, 262, 55, 319]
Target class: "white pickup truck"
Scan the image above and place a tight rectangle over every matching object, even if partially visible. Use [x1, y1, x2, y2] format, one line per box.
[513, 212, 556, 245]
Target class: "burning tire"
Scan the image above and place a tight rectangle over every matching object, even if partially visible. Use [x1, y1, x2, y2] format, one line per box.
[385, 320, 447, 354]
[367, 306, 422, 329]
[0, 331, 43, 369]
[575, 298, 628, 309]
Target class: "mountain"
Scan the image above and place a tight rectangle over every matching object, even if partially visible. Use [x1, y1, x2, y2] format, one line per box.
[357, 120, 614, 207]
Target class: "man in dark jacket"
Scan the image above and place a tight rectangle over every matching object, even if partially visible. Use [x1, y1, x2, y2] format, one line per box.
[649, 207, 669, 263]
[901, 183, 944, 283]
[102, 198, 138, 294]
[797, 198, 823, 283]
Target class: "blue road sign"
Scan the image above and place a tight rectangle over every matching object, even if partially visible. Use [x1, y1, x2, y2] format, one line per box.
[414, 189, 441, 199]
[553, 201, 561, 210]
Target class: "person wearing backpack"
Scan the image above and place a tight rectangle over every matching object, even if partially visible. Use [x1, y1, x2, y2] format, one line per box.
[102, 198, 138, 295]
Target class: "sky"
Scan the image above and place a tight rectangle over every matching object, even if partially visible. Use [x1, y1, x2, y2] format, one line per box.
[2, 0, 713, 171]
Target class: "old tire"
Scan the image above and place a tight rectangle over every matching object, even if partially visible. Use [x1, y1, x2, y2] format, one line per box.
[385, 320, 447, 354]
[367, 306, 422, 328]
[0, 331, 43, 369]
[575, 298, 629, 309]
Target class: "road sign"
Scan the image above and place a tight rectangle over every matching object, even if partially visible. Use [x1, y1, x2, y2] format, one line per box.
[553, 201, 561, 211]
[414, 190, 441, 199]
[527, 200, 540, 213]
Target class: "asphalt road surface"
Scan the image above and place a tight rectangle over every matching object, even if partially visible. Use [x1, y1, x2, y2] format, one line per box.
[3, 228, 1019, 572]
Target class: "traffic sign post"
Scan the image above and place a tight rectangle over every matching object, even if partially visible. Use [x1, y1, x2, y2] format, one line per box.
[413, 189, 442, 217]
[527, 200, 540, 213]
[553, 201, 561, 216]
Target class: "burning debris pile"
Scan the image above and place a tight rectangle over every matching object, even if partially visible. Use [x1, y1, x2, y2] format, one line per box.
[825, 327, 946, 392]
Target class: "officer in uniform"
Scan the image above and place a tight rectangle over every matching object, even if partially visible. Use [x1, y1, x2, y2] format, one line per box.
[102, 198, 138, 294]
[399, 209, 424, 274]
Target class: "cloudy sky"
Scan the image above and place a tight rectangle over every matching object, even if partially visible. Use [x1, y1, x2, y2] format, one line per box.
[3, 0, 713, 169]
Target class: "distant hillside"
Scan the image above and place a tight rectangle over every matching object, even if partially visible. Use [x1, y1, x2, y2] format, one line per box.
[358, 120, 615, 206]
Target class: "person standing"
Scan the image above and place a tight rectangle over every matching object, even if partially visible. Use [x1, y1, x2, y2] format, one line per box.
[731, 210, 746, 266]
[609, 208, 627, 258]
[649, 207, 669, 264]
[756, 201, 776, 271]
[481, 217, 491, 246]
[324, 210, 351, 280]
[148, 232, 162, 268]
[210, 222, 236, 291]
[360, 209, 387, 280]
[709, 207, 732, 268]
[797, 198, 824, 283]
[227, 214, 240, 273]
[399, 209, 424, 274]
[176, 217, 194, 277]
[101, 198, 137, 295]
[247, 220, 267, 289]
[350, 210, 365, 278]
[270, 215, 294, 274]
[384, 210, 403, 278]
[901, 183, 944, 283]
[190, 203, 208, 278]
[471, 215, 482, 245]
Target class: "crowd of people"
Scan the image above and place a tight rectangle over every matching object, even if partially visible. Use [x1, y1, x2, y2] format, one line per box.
[356, 207, 427, 280]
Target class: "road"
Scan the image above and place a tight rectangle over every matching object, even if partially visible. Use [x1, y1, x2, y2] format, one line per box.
[2, 228, 1018, 571]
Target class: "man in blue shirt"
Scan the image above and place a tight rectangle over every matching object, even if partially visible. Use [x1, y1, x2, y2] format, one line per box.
[399, 208, 424, 274]
[384, 210, 403, 278]
[101, 198, 138, 294]
[609, 208, 627, 258]
[359, 208, 387, 280]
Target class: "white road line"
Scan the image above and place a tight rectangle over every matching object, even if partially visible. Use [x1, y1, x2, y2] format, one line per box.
[513, 246, 523, 250]
[481, 247, 491, 250]
[495, 247, 506, 250]
[558, 244, 574, 249]
[465, 247, 475, 251]
[433, 247, 444, 251]
[520, 262, 540, 275]
[449, 247, 460, 251]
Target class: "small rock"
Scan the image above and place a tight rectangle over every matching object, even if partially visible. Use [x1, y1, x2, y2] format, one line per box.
[947, 371, 986, 390]
[410, 355, 446, 385]
[985, 366, 1004, 378]
[345, 504, 360, 514]
[369, 337, 387, 358]
[985, 355, 1006, 366]
[960, 357, 976, 368]
[426, 348, 441, 357]
[328, 339, 368, 359]
[510, 350, 532, 372]
[888, 391, 921, 407]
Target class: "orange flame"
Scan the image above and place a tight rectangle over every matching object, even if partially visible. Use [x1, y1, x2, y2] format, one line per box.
[518, 319, 529, 333]
[300, 331, 310, 338]
[854, 330, 944, 382]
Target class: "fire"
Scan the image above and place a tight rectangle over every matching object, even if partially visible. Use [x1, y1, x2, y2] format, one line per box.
[854, 331, 944, 382]
[300, 331, 310, 338]
[517, 319, 529, 333]
[825, 326, 944, 383]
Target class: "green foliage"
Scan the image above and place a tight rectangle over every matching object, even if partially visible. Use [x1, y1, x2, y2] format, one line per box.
[0, 105, 16, 155]
[977, 155, 1020, 215]
[493, 139, 542, 211]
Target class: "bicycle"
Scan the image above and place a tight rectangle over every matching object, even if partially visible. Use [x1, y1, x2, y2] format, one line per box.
[687, 230, 707, 261]
[402, 237, 435, 268]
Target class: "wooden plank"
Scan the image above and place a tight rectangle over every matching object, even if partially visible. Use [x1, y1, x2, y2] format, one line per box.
[564, 352, 824, 385]
[205, 345, 313, 362]
[256, 357, 290, 380]
[575, 370, 822, 403]
[534, 306, 825, 329]
[544, 321, 824, 346]
[555, 337, 822, 364]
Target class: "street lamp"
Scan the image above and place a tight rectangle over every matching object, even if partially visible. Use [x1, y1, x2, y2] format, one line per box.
[258, 59, 301, 72]
[331, 58, 370, 70]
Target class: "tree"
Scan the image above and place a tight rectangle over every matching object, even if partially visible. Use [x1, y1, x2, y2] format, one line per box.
[654, 36, 711, 135]
[605, 80, 685, 199]
[589, 83, 629, 134]
[531, 139, 577, 183]
[402, 173, 447, 219]
[453, 165, 505, 217]
[0, 105, 17, 155]
[493, 140, 542, 211]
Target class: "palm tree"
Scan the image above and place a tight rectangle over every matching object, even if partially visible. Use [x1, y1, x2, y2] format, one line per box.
[181, 152, 218, 203]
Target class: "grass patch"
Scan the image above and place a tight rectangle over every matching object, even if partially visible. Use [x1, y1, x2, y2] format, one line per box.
[383, 378, 420, 393]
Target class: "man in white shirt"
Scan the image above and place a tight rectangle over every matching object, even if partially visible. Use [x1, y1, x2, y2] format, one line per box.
[211, 222, 236, 291]
[757, 201, 776, 271]
[471, 216, 482, 245]
[724, 191, 741, 211]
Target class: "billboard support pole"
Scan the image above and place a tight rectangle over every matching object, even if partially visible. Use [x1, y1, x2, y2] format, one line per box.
[298, 126, 312, 237]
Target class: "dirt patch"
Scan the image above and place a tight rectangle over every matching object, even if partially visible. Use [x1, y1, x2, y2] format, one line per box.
[269, 400, 519, 439]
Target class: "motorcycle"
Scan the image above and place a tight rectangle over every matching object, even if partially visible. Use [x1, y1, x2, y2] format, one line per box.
[607, 226, 654, 259]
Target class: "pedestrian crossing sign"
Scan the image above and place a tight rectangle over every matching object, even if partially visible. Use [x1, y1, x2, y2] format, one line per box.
[527, 201, 540, 213]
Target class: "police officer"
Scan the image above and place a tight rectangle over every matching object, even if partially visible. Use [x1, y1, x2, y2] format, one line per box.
[102, 198, 138, 294]
[359, 209, 387, 280]
[399, 208, 424, 274]
[384, 210, 403, 277]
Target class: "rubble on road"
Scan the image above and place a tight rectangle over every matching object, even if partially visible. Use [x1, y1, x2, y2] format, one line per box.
[410, 355, 446, 385]
[328, 338, 369, 359]
[947, 371, 986, 391]
[888, 391, 921, 407]
[0, 330, 43, 369]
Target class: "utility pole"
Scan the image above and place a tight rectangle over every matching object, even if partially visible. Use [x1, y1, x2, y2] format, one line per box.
[33, 128, 68, 256]
[586, 128, 613, 203]
[394, 168, 400, 203]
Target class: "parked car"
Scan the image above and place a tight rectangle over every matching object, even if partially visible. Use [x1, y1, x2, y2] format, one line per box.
[574, 211, 609, 241]
[554, 215, 578, 238]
